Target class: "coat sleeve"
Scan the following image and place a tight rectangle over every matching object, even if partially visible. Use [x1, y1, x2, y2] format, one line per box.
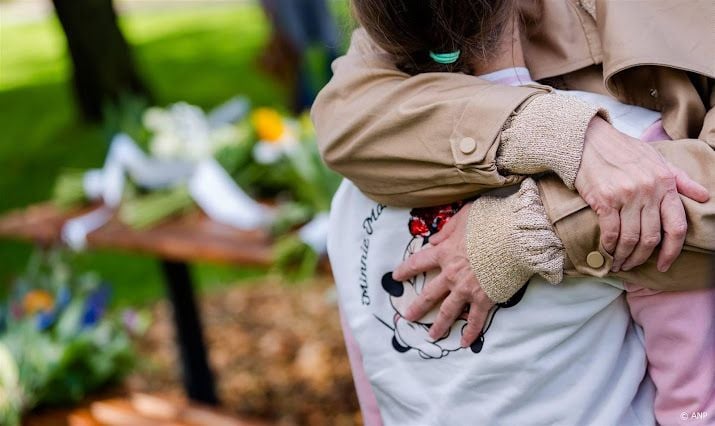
[312, 29, 605, 207]
[539, 138, 715, 291]
[699, 82, 715, 148]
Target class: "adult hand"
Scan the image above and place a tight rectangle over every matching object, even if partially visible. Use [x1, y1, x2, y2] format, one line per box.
[575, 117, 709, 273]
[392, 203, 494, 348]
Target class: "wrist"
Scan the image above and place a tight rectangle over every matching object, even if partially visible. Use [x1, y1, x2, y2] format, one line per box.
[497, 94, 610, 189]
[582, 115, 620, 154]
[465, 178, 566, 303]
[575, 116, 632, 192]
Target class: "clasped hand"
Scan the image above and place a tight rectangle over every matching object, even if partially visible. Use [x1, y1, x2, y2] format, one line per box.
[394, 119, 709, 346]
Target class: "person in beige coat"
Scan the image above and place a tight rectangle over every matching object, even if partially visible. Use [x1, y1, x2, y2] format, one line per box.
[313, 0, 715, 423]
[313, 0, 714, 331]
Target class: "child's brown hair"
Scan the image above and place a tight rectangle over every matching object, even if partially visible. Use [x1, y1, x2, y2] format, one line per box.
[351, 0, 516, 75]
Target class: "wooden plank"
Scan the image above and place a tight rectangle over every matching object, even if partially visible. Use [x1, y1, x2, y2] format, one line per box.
[86, 210, 274, 266]
[0, 203, 275, 266]
[0, 202, 89, 244]
[66, 394, 270, 426]
[131, 393, 268, 426]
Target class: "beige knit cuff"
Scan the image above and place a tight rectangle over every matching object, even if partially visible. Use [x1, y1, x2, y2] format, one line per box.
[579, 0, 597, 20]
[465, 178, 566, 303]
[496, 94, 610, 189]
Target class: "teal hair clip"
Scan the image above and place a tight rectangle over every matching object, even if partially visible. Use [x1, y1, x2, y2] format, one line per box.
[429, 50, 461, 64]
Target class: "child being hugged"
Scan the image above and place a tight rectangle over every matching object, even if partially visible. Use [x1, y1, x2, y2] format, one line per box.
[327, 1, 715, 425]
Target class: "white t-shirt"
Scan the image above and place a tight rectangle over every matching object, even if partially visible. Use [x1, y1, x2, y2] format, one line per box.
[328, 68, 659, 425]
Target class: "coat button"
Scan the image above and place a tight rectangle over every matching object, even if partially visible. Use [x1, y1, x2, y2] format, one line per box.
[586, 251, 605, 268]
[459, 137, 477, 154]
[649, 88, 658, 98]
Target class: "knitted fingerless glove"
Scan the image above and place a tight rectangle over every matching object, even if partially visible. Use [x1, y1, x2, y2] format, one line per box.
[465, 178, 566, 303]
[497, 94, 610, 189]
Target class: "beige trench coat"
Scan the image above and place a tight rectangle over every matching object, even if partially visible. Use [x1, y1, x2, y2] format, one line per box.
[311, 0, 715, 289]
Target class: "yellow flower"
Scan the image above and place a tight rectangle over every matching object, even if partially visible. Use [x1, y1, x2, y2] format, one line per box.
[251, 108, 285, 142]
[23, 290, 54, 314]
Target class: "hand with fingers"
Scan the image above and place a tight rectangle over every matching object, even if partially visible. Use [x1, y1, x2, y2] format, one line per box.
[391, 118, 712, 348]
[393, 202, 495, 348]
[576, 118, 710, 273]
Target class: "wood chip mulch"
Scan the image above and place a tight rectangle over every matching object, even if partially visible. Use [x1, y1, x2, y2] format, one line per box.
[126, 278, 362, 426]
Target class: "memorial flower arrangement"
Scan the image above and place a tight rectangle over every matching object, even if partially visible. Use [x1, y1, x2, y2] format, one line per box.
[51, 98, 340, 279]
[0, 252, 144, 426]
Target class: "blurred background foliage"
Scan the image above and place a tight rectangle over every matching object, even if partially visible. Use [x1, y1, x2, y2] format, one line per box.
[0, 0, 352, 306]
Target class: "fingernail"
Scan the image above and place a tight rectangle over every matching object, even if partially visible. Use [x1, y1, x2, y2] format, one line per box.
[657, 263, 668, 273]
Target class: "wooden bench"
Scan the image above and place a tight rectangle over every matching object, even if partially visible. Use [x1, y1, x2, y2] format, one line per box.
[0, 202, 279, 405]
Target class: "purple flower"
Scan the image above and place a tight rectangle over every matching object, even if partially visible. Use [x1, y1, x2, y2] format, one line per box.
[122, 309, 137, 331]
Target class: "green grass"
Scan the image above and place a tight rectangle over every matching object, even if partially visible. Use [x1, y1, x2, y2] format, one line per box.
[0, 2, 350, 306]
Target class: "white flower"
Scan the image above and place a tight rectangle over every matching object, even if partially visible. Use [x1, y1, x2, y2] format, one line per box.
[0, 342, 21, 419]
[252, 121, 299, 165]
[252, 142, 284, 164]
[142, 107, 171, 132]
[150, 133, 183, 159]
[0, 342, 17, 386]
[147, 102, 216, 162]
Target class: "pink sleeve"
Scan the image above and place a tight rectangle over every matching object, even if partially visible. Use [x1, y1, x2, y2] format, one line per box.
[625, 284, 715, 424]
[339, 311, 384, 426]
[628, 119, 715, 423]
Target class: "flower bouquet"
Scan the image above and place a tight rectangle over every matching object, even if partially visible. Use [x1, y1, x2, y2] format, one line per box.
[53, 99, 253, 228]
[51, 98, 340, 279]
[254, 113, 340, 280]
[198, 107, 340, 280]
[0, 252, 140, 426]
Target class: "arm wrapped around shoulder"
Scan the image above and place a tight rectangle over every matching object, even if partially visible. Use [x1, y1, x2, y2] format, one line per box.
[497, 94, 610, 189]
[465, 178, 566, 303]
